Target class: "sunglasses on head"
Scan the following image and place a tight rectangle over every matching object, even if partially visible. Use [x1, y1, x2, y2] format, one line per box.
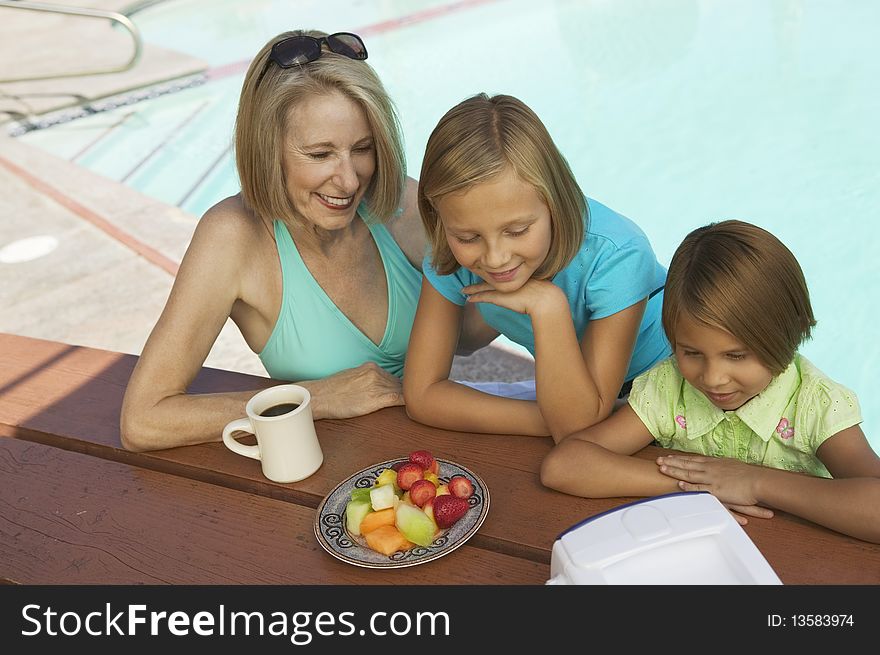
[255, 32, 368, 87]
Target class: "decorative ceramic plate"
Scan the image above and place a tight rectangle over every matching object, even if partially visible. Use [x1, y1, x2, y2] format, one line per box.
[314, 458, 490, 569]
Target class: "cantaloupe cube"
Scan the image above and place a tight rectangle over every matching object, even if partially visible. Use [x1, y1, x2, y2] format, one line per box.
[359, 507, 396, 534]
[364, 525, 414, 556]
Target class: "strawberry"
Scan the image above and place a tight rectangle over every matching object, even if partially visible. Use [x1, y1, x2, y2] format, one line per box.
[447, 475, 474, 499]
[408, 479, 437, 508]
[432, 495, 469, 529]
[408, 449, 435, 471]
[396, 462, 423, 491]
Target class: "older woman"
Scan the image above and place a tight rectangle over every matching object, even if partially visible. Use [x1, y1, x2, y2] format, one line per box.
[121, 30, 493, 451]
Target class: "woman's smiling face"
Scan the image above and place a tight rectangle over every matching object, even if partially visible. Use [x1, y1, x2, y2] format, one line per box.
[282, 90, 376, 232]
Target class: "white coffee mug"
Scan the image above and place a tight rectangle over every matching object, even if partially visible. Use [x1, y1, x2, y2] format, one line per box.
[222, 384, 323, 483]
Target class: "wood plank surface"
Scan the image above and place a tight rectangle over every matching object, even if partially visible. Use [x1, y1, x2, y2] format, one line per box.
[0, 438, 548, 585]
[2, 333, 879, 584]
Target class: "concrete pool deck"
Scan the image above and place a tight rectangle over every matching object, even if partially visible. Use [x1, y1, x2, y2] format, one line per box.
[0, 3, 534, 383]
[0, 0, 207, 122]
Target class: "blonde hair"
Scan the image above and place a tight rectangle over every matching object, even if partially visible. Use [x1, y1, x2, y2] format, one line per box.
[662, 220, 816, 375]
[235, 30, 405, 224]
[418, 93, 586, 276]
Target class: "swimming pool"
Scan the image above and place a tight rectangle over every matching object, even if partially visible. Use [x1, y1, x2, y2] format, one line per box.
[17, 0, 880, 452]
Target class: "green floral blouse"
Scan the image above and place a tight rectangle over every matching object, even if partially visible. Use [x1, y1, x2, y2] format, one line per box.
[628, 354, 862, 477]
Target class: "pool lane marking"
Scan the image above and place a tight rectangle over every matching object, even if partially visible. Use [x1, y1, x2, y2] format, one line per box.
[121, 99, 210, 184]
[177, 142, 232, 209]
[357, 0, 501, 35]
[0, 155, 180, 276]
[71, 111, 135, 164]
[206, 0, 503, 81]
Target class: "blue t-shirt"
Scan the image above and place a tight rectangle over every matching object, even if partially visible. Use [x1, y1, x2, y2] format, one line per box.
[423, 198, 670, 381]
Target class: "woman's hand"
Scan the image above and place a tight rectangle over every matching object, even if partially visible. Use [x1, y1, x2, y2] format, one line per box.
[306, 362, 404, 420]
[462, 278, 567, 317]
[656, 454, 774, 524]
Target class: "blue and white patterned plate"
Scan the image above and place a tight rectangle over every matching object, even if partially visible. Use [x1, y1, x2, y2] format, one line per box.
[314, 458, 490, 569]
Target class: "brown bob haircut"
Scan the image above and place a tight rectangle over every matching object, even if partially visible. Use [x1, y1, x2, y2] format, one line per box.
[418, 93, 586, 277]
[235, 30, 405, 224]
[662, 220, 816, 375]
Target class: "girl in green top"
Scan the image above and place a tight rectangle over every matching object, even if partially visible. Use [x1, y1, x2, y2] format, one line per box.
[541, 220, 880, 543]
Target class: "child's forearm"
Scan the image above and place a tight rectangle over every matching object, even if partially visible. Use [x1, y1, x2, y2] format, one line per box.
[754, 469, 880, 543]
[405, 379, 549, 436]
[531, 309, 611, 442]
[541, 439, 678, 498]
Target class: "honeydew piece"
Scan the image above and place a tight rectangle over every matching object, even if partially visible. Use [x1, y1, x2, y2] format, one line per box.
[370, 483, 396, 511]
[395, 503, 437, 547]
[360, 507, 396, 534]
[345, 499, 372, 536]
[349, 487, 372, 503]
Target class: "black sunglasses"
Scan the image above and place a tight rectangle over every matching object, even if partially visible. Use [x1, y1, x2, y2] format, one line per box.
[255, 32, 368, 87]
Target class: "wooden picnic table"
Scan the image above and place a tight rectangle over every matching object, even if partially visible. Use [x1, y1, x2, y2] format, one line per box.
[1, 332, 878, 585]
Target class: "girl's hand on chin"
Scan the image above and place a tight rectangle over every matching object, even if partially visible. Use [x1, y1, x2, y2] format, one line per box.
[462, 278, 566, 316]
[461, 281, 495, 296]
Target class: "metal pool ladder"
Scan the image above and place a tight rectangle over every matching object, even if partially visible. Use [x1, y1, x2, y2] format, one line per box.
[0, 0, 143, 83]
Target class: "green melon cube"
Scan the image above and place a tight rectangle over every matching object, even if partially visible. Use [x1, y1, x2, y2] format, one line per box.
[349, 487, 372, 503]
[345, 499, 372, 536]
[395, 503, 436, 547]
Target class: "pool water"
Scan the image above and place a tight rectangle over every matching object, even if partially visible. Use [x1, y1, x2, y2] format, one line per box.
[18, 0, 880, 452]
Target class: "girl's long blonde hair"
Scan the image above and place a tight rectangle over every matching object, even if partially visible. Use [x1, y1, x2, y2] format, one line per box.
[418, 93, 586, 277]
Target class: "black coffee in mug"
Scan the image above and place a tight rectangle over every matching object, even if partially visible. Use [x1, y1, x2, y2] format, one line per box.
[258, 402, 300, 417]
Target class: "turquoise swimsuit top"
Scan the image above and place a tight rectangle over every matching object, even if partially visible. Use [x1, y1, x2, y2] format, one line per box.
[258, 214, 421, 380]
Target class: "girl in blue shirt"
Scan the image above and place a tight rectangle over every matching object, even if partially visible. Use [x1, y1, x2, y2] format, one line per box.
[403, 94, 670, 441]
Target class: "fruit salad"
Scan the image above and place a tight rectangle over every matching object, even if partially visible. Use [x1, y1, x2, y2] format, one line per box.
[344, 450, 475, 556]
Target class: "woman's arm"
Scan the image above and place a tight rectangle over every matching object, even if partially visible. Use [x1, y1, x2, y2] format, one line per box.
[540, 403, 675, 496]
[121, 205, 406, 451]
[402, 280, 548, 436]
[120, 206, 266, 451]
[658, 425, 880, 542]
